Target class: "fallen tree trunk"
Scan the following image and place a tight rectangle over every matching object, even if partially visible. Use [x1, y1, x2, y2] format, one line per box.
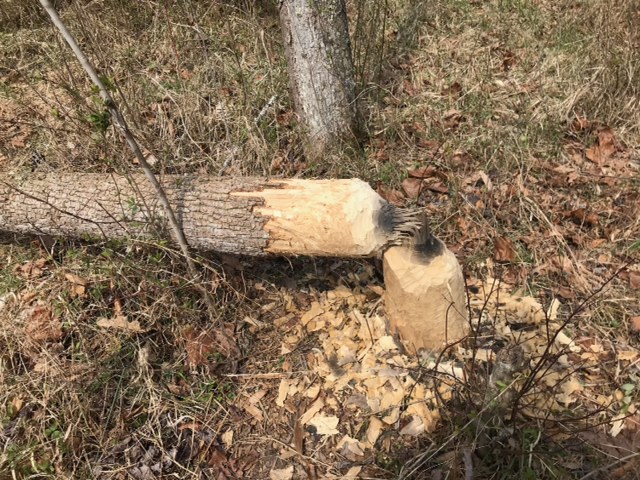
[1, 174, 418, 256]
[0, 173, 468, 352]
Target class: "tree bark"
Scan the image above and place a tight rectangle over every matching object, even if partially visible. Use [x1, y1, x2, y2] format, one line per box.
[279, 0, 360, 160]
[0, 174, 416, 257]
[0, 172, 468, 352]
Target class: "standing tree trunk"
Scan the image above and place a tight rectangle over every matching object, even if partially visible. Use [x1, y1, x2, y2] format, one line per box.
[279, 0, 360, 160]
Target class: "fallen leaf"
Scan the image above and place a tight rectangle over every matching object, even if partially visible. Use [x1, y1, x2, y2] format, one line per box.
[307, 415, 339, 435]
[553, 286, 576, 299]
[570, 117, 591, 132]
[212, 326, 240, 358]
[15, 258, 48, 278]
[417, 139, 440, 151]
[477, 170, 493, 191]
[494, 237, 517, 262]
[501, 49, 516, 70]
[402, 178, 423, 199]
[269, 466, 294, 480]
[64, 273, 87, 297]
[64, 273, 87, 285]
[10, 128, 30, 148]
[585, 127, 617, 164]
[620, 270, 640, 290]
[97, 315, 144, 333]
[408, 166, 437, 179]
[566, 208, 598, 227]
[441, 81, 462, 98]
[450, 150, 472, 167]
[402, 79, 416, 96]
[24, 305, 63, 343]
[182, 327, 216, 367]
[443, 109, 465, 130]
[377, 184, 405, 206]
[206, 447, 232, 472]
[370, 147, 389, 162]
[177, 422, 203, 432]
[424, 180, 448, 194]
[630, 316, 640, 332]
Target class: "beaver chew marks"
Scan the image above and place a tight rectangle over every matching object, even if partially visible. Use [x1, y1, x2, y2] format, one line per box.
[383, 235, 468, 353]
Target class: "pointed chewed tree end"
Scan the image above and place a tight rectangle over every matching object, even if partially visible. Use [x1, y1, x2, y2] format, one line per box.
[383, 227, 468, 354]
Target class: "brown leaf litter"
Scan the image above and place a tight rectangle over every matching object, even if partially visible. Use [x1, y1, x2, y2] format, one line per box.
[23, 304, 63, 344]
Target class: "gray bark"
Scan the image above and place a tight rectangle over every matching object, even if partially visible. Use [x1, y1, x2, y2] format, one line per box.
[1, 174, 426, 257]
[279, 0, 360, 159]
[0, 174, 272, 256]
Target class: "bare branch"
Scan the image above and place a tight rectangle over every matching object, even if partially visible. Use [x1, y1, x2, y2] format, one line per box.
[38, 0, 198, 278]
[37, 0, 223, 322]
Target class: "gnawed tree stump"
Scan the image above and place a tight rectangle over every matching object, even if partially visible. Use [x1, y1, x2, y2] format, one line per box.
[0, 173, 468, 352]
[383, 226, 468, 352]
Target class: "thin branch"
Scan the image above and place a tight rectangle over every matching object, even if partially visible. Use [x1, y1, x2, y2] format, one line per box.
[38, 0, 221, 318]
[38, 0, 196, 273]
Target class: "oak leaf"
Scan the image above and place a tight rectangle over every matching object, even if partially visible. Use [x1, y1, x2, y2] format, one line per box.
[401, 178, 423, 199]
[24, 305, 63, 343]
[376, 184, 405, 206]
[585, 127, 616, 164]
[494, 237, 517, 262]
[408, 166, 437, 179]
[620, 270, 640, 290]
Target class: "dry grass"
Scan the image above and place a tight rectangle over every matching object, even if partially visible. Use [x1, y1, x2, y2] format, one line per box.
[1, 0, 292, 176]
[1, 0, 640, 478]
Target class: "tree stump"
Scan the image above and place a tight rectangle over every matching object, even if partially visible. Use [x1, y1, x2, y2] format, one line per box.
[383, 235, 468, 353]
[0, 173, 468, 352]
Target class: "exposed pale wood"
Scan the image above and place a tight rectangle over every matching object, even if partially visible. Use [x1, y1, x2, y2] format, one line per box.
[0, 174, 413, 257]
[1, 172, 468, 352]
[383, 238, 468, 352]
[233, 178, 392, 256]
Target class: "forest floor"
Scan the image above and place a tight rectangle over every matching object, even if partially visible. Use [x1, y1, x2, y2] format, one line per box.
[1, 0, 639, 479]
